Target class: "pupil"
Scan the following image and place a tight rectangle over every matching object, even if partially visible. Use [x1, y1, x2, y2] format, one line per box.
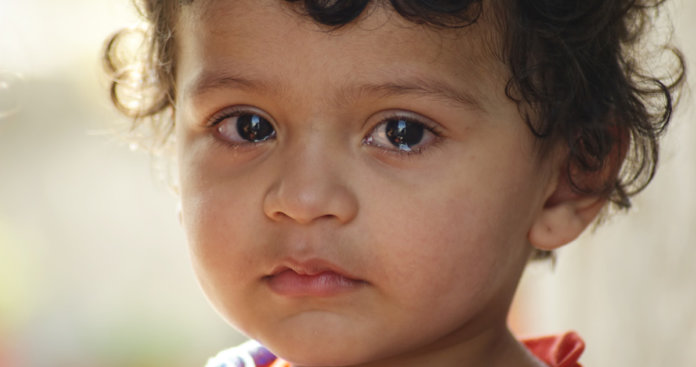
[386, 119, 424, 149]
[237, 114, 274, 142]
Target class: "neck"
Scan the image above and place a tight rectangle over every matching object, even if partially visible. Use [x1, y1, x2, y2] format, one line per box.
[292, 326, 545, 367]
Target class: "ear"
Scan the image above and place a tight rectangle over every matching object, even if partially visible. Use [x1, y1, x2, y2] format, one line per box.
[528, 171, 607, 251]
[529, 127, 628, 250]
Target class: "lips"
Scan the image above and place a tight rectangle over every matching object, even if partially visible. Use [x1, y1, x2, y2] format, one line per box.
[265, 260, 366, 297]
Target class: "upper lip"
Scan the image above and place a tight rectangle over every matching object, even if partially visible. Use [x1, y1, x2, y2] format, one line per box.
[267, 258, 362, 280]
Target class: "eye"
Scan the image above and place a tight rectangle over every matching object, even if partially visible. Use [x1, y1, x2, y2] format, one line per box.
[212, 109, 276, 144]
[364, 116, 439, 153]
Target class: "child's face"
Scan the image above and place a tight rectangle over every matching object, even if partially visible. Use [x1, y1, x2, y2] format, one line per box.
[175, 0, 560, 365]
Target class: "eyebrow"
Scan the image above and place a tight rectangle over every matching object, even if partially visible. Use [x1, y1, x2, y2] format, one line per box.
[185, 73, 266, 98]
[185, 71, 487, 112]
[357, 77, 485, 111]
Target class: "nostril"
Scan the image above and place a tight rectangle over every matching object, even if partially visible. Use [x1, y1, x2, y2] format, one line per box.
[317, 214, 339, 221]
[264, 196, 354, 224]
[269, 211, 338, 225]
[269, 211, 292, 222]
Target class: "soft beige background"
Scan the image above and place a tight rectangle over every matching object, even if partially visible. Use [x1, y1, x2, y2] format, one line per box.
[0, 1, 693, 367]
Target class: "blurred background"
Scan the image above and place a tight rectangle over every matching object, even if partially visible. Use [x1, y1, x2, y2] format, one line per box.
[0, 1, 694, 367]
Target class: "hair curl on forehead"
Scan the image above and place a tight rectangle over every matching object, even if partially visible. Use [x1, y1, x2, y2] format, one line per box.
[104, 0, 685, 258]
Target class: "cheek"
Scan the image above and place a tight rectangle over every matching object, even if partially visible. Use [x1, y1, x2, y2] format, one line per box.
[356, 192, 516, 344]
[180, 188, 254, 300]
[176, 138, 266, 305]
[361, 152, 540, 312]
[179, 180, 281, 333]
[177, 126, 259, 258]
[368, 194, 501, 299]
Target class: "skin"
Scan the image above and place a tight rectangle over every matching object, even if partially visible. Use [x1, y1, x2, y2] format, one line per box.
[173, 1, 590, 366]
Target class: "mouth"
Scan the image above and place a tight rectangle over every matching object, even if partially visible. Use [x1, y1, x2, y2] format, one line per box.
[264, 259, 366, 297]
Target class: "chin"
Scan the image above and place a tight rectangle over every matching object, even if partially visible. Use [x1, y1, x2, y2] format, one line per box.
[259, 333, 385, 367]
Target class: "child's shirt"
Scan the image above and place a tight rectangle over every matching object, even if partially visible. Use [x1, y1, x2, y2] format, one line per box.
[205, 332, 584, 367]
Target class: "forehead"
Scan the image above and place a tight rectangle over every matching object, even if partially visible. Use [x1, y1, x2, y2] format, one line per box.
[174, 0, 508, 111]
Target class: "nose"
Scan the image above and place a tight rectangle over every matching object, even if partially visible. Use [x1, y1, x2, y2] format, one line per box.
[262, 143, 359, 225]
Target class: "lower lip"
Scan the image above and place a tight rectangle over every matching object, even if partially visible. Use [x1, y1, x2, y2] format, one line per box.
[266, 270, 364, 297]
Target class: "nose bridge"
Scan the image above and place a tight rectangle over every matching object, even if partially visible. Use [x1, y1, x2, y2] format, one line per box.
[263, 132, 358, 224]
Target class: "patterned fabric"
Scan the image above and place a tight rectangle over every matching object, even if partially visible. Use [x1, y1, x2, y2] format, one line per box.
[206, 332, 585, 367]
[205, 340, 277, 367]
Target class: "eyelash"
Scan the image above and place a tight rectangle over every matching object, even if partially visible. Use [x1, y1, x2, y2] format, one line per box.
[207, 106, 256, 128]
[207, 106, 276, 147]
[364, 113, 444, 157]
[205, 107, 444, 156]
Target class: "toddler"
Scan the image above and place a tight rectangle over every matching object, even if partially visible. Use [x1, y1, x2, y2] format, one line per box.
[104, 0, 685, 366]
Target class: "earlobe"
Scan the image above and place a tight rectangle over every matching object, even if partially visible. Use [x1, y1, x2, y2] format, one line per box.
[528, 194, 606, 251]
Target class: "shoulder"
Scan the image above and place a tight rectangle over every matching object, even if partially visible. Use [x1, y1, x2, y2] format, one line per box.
[522, 331, 585, 367]
[204, 340, 278, 367]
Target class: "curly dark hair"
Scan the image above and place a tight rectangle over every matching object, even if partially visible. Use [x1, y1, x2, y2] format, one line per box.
[104, 0, 685, 225]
